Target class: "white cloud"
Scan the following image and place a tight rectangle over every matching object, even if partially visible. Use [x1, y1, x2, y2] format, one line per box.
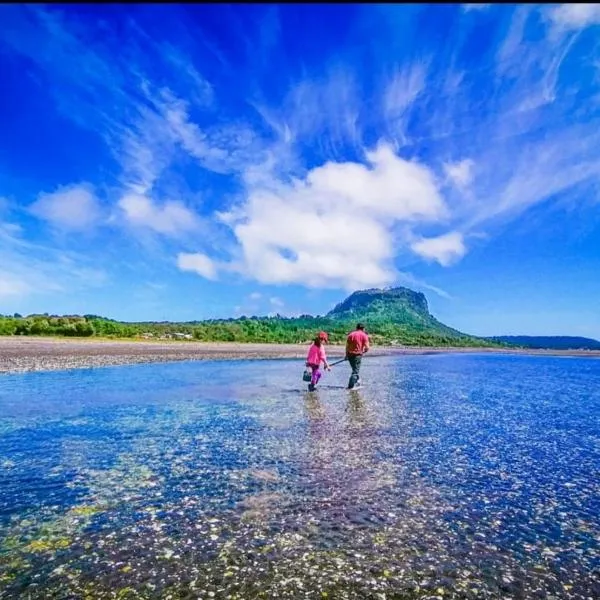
[214, 142, 449, 289]
[270, 296, 284, 308]
[30, 183, 101, 230]
[444, 159, 474, 188]
[548, 4, 600, 31]
[411, 232, 466, 266]
[177, 252, 218, 280]
[462, 4, 491, 12]
[249, 292, 262, 300]
[305, 144, 446, 221]
[118, 193, 199, 236]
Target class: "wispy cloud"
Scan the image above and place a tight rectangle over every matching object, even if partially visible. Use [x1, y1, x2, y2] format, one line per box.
[2, 3, 600, 303]
[383, 61, 428, 145]
[257, 64, 363, 161]
[0, 223, 108, 302]
[395, 273, 453, 300]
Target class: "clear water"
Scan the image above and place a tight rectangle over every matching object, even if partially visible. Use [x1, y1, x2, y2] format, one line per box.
[1, 354, 599, 599]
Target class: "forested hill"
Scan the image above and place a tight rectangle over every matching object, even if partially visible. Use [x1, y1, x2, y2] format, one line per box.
[0, 286, 499, 347]
[327, 287, 463, 337]
[490, 336, 600, 350]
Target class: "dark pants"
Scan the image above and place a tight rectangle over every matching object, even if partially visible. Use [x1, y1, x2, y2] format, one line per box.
[347, 353, 362, 389]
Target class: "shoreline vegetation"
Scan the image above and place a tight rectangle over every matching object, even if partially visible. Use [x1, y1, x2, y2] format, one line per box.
[0, 312, 495, 347]
[1, 336, 599, 375]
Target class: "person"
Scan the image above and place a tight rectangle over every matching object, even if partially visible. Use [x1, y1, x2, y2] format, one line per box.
[305, 331, 331, 392]
[345, 323, 370, 389]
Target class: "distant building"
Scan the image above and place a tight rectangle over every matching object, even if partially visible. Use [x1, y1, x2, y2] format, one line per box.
[171, 332, 193, 340]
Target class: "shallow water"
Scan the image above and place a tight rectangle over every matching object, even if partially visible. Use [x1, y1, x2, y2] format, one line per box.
[1, 353, 599, 599]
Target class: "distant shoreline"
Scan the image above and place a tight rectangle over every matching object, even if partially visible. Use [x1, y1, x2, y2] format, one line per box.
[1, 336, 599, 375]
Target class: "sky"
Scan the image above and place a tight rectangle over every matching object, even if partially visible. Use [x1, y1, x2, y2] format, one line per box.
[1, 3, 600, 338]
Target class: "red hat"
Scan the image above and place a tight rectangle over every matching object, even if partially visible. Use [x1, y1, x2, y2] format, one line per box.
[318, 331, 329, 342]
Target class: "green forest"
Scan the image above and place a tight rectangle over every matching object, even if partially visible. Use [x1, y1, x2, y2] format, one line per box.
[0, 288, 508, 347]
[0, 313, 497, 347]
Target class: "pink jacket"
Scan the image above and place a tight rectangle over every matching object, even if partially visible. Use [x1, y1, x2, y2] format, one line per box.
[306, 343, 326, 366]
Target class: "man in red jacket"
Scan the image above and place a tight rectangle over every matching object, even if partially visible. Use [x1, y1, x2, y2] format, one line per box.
[345, 323, 370, 389]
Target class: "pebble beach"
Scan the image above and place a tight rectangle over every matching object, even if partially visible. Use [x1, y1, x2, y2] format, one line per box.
[1, 336, 599, 375]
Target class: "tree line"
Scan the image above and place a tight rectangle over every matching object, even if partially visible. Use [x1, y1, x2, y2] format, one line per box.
[0, 313, 498, 347]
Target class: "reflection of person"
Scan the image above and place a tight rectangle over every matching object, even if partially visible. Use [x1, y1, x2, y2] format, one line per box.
[345, 323, 370, 390]
[305, 331, 331, 392]
[304, 392, 326, 422]
[346, 390, 367, 425]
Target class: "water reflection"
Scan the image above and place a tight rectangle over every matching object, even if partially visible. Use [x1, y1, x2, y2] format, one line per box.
[1, 354, 599, 599]
[303, 391, 325, 423]
[345, 389, 368, 429]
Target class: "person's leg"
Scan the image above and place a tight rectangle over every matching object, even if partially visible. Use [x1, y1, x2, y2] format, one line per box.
[347, 354, 361, 389]
[311, 366, 322, 386]
[309, 365, 321, 391]
[354, 354, 362, 386]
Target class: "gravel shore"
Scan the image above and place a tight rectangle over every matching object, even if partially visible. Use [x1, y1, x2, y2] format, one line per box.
[1, 337, 599, 374]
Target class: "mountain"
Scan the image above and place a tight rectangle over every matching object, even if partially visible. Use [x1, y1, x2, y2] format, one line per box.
[490, 336, 600, 350]
[327, 287, 464, 337]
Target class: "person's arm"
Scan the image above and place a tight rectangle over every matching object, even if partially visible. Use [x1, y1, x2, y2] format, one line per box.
[363, 333, 370, 354]
[321, 346, 330, 370]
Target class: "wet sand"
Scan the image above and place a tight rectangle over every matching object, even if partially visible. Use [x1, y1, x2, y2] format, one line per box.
[1, 336, 599, 374]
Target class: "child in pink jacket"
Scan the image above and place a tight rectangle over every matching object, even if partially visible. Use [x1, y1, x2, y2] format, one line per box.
[305, 331, 331, 391]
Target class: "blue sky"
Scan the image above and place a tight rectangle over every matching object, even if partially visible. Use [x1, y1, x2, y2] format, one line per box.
[1, 3, 600, 337]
